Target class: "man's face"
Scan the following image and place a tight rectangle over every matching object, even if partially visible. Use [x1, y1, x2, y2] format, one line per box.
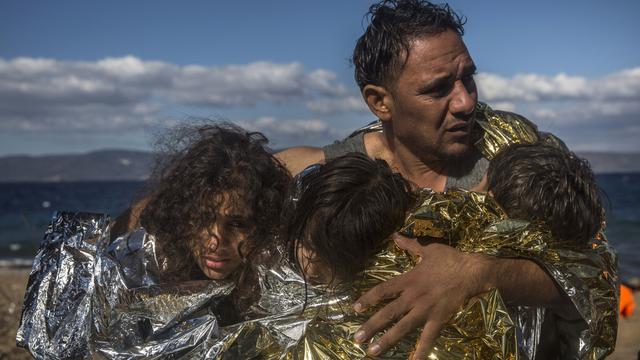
[388, 30, 478, 161]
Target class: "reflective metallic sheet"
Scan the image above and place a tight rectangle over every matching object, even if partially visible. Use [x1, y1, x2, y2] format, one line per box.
[471, 103, 618, 359]
[214, 244, 518, 360]
[17, 212, 110, 359]
[17, 103, 617, 359]
[17, 212, 234, 359]
[400, 187, 618, 359]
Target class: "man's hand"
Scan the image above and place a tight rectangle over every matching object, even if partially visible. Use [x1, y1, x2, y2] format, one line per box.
[353, 234, 493, 359]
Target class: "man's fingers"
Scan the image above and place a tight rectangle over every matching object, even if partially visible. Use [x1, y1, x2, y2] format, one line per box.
[392, 233, 422, 255]
[354, 276, 402, 313]
[364, 309, 424, 357]
[411, 321, 441, 360]
[353, 297, 411, 345]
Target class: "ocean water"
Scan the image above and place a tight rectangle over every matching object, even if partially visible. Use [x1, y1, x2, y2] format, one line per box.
[0, 181, 146, 263]
[1, 175, 639, 281]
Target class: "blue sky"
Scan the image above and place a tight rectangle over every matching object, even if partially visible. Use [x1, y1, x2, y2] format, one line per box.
[1, 0, 639, 155]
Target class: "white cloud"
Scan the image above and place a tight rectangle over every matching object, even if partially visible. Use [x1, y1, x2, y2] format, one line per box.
[306, 69, 349, 96]
[0, 56, 349, 131]
[1, 56, 639, 152]
[172, 62, 312, 106]
[592, 68, 640, 100]
[477, 68, 640, 147]
[476, 67, 640, 102]
[236, 117, 340, 147]
[306, 96, 369, 114]
[484, 101, 517, 112]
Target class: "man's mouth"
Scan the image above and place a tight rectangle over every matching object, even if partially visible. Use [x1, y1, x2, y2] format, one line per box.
[446, 122, 469, 133]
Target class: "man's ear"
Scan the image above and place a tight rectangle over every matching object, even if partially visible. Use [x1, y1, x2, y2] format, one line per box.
[362, 84, 393, 122]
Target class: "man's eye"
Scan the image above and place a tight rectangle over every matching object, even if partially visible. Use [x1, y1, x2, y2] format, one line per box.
[432, 84, 453, 97]
[462, 71, 477, 85]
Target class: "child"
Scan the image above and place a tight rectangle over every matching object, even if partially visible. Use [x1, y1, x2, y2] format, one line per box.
[284, 153, 415, 284]
[17, 123, 292, 359]
[403, 142, 604, 249]
[138, 123, 291, 282]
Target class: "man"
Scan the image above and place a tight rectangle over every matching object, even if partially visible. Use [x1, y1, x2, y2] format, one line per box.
[276, 1, 616, 359]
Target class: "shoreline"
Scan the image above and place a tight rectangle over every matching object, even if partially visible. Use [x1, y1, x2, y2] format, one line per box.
[1, 267, 639, 359]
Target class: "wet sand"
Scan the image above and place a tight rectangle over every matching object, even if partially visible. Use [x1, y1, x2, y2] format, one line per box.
[0, 268, 31, 359]
[1, 267, 638, 359]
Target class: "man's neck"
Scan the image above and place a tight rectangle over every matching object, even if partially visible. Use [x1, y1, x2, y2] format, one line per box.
[364, 132, 448, 191]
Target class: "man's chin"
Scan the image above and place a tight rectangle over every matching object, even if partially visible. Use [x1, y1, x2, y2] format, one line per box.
[438, 142, 475, 162]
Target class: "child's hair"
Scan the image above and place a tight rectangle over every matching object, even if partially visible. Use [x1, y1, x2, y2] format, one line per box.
[487, 143, 603, 245]
[284, 153, 415, 283]
[140, 123, 291, 281]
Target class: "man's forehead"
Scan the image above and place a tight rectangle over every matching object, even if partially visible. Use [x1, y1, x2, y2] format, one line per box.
[404, 31, 474, 76]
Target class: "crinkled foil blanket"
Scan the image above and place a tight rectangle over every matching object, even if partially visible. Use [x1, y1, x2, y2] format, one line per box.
[17, 103, 617, 359]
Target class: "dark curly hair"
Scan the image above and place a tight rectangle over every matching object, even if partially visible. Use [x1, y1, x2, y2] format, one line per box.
[488, 143, 604, 245]
[139, 123, 291, 281]
[353, 0, 466, 90]
[284, 153, 415, 284]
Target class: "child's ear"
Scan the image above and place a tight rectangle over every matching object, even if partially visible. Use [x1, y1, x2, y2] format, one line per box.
[362, 84, 394, 122]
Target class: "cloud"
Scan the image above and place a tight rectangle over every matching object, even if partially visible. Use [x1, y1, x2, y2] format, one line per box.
[475, 68, 640, 151]
[483, 101, 517, 112]
[0, 56, 349, 131]
[172, 62, 344, 107]
[477, 68, 640, 130]
[236, 117, 340, 147]
[306, 95, 369, 114]
[476, 67, 640, 102]
[1, 56, 639, 152]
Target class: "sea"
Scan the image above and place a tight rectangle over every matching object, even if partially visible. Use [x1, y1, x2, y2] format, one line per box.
[1, 174, 639, 282]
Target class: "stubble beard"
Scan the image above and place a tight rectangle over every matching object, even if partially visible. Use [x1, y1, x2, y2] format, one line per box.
[400, 132, 480, 181]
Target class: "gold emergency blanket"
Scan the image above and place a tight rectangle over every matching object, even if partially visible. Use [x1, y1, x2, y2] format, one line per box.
[473, 102, 618, 358]
[213, 243, 518, 360]
[224, 183, 615, 360]
[17, 103, 618, 359]
[401, 187, 618, 359]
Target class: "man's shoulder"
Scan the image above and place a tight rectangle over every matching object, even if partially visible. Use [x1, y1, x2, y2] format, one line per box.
[275, 125, 385, 176]
[275, 146, 325, 176]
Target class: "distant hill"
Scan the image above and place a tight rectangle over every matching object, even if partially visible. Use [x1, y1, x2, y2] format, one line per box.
[577, 152, 640, 174]
[0, 149, 638, 182]
[0, 150, 154, 182]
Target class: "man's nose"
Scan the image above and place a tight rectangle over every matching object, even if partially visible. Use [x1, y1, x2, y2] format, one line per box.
[449, 80, 476, 116]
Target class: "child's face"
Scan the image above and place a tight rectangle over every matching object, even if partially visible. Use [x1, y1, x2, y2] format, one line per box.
[193, 198, 250, 280]
[296, 244, 333, 285]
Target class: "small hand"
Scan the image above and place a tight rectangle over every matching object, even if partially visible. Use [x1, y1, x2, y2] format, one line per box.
[353, 234, 490, 359]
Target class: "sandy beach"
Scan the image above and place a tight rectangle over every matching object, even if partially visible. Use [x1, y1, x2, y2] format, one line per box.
[1, 268, 638, 359]
[0, 268, 31, 359]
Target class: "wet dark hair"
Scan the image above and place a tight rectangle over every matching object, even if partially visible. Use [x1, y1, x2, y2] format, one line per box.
[284, 153, 415, 283]
[487, 143, 604, 245]
[140, 123, 291, 281]
[353, 0, 466, 89]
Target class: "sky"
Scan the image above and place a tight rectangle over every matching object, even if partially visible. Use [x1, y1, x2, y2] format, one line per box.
[1, 0, 639, 156]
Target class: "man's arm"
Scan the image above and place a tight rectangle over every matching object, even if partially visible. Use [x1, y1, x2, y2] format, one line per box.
[274, 146, 325, 176]
[353, 234, 574, 359]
